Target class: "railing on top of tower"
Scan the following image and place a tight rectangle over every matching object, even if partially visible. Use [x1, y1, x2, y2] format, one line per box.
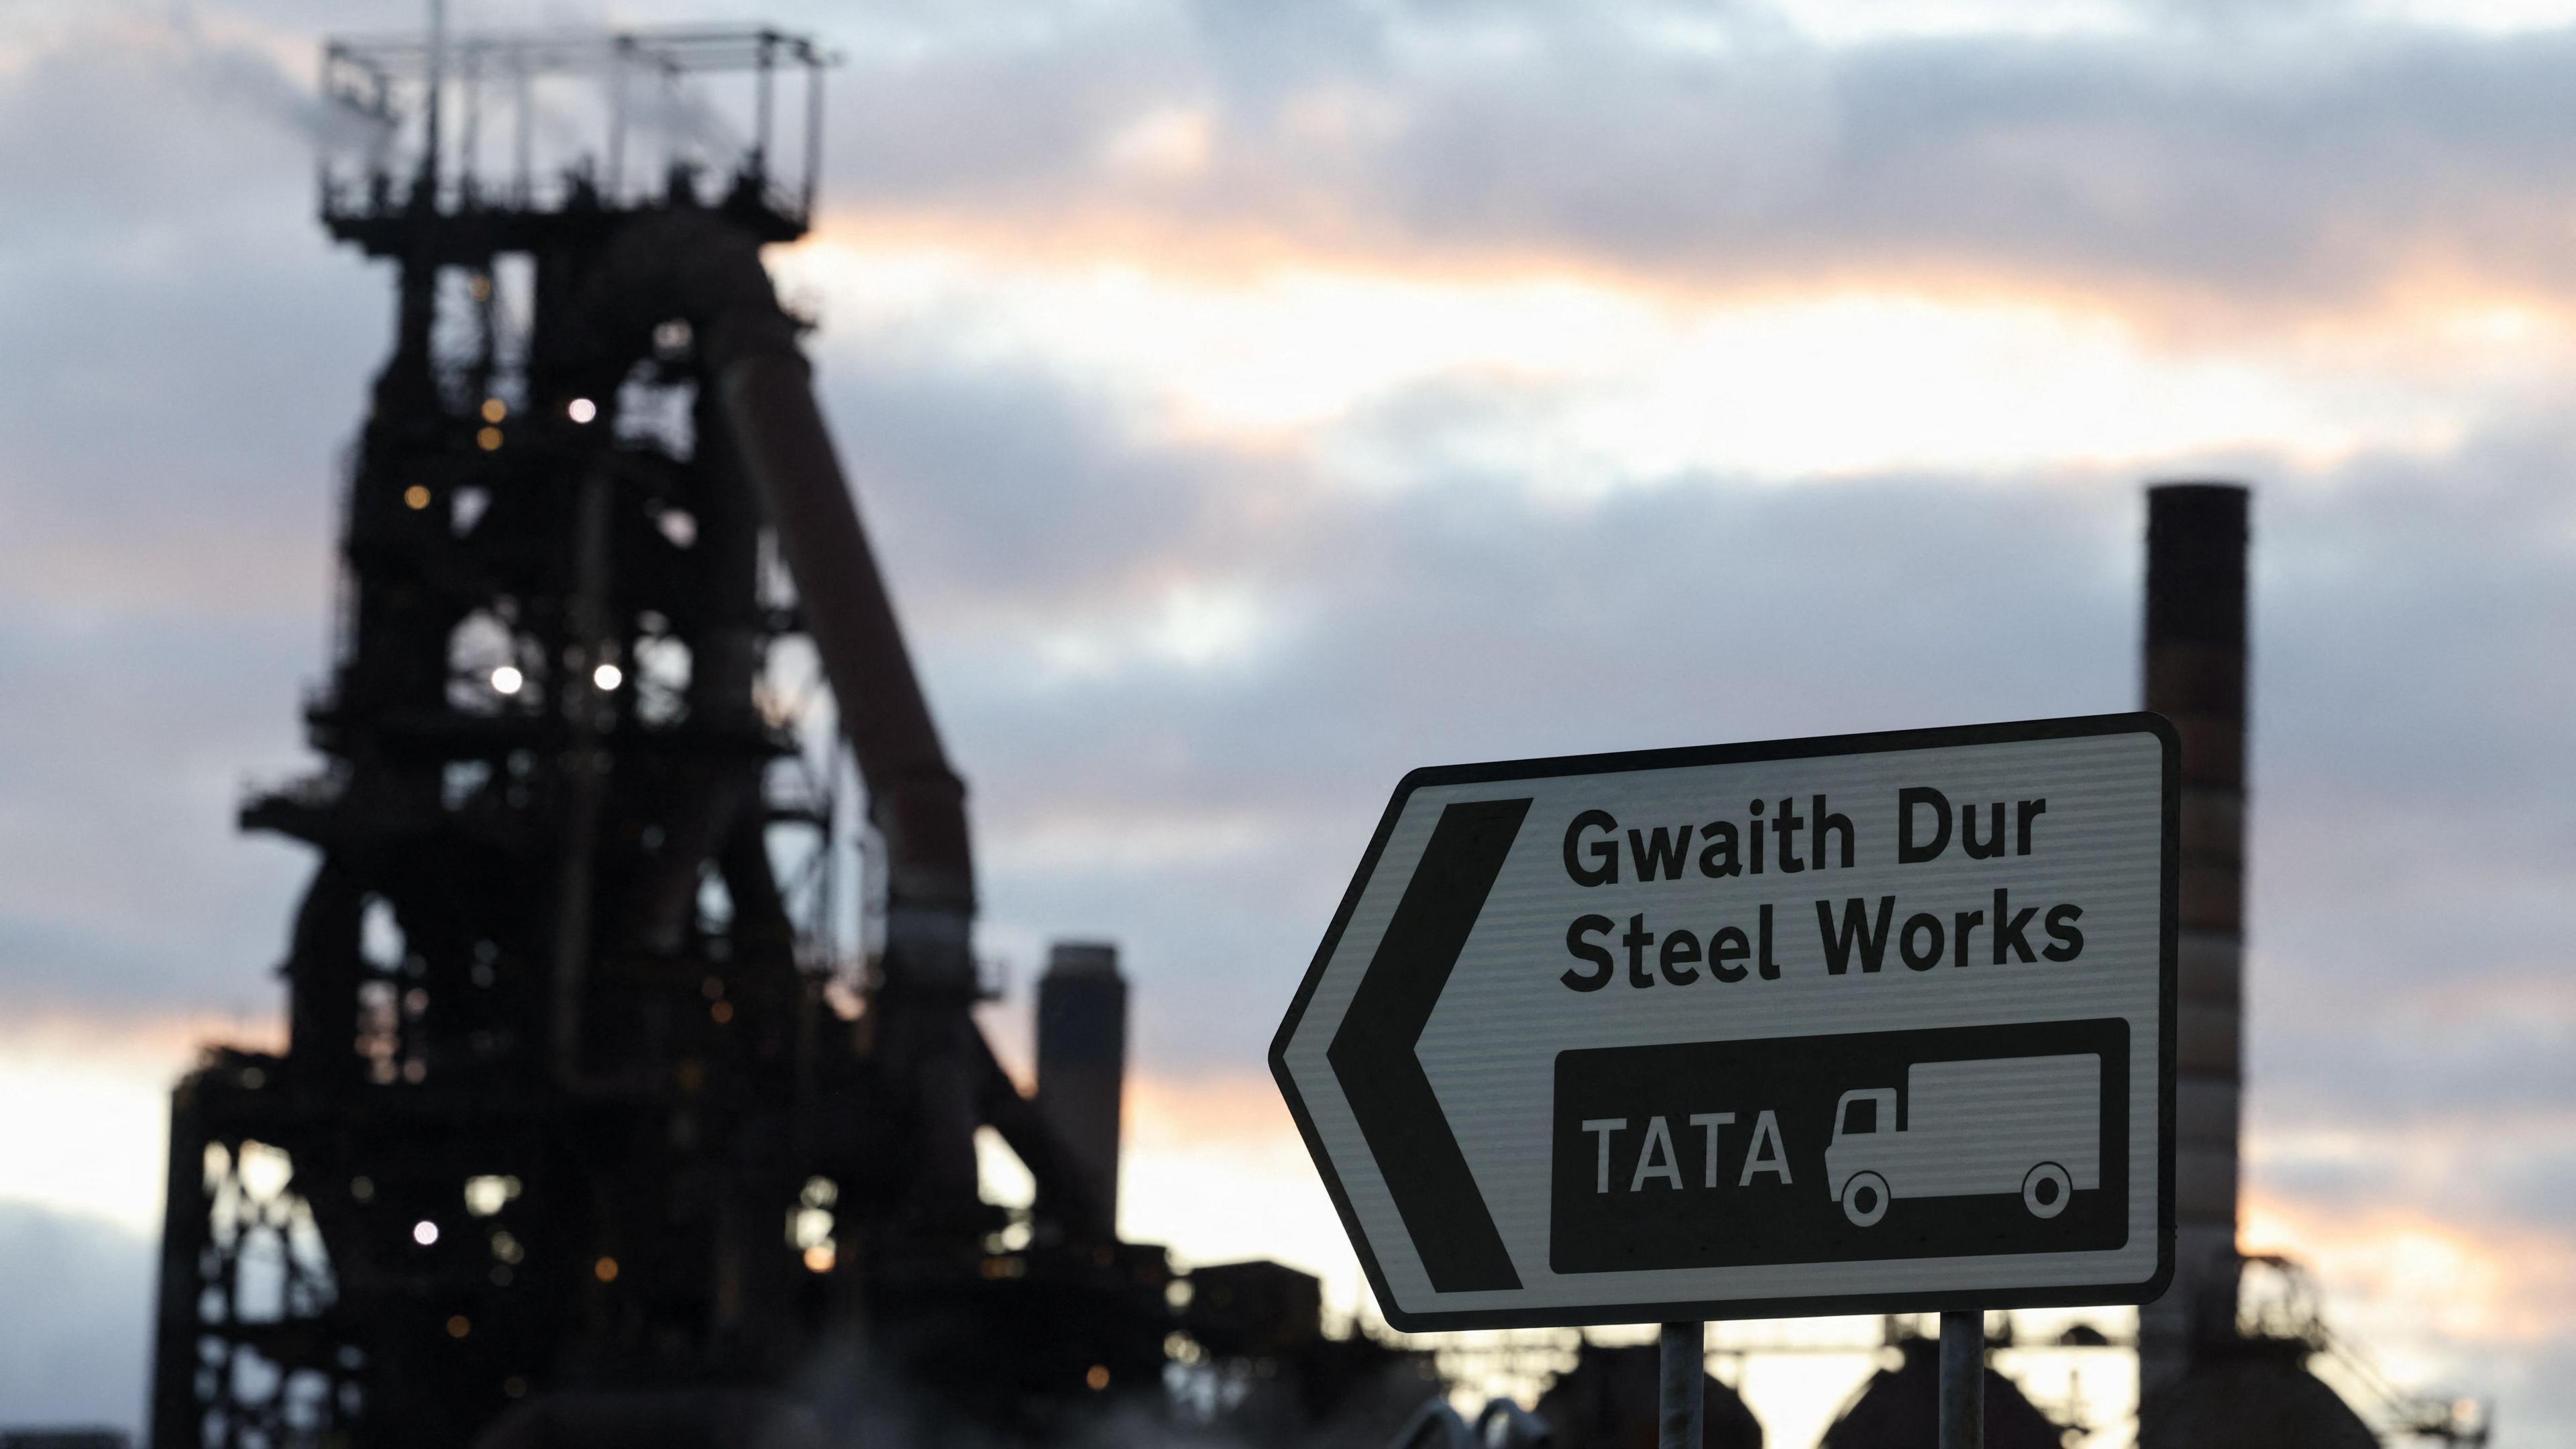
[316, 27, 831, 235]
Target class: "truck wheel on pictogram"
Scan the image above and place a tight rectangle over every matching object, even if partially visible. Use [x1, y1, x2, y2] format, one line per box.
[2023, 1161, 2072, 1219]
[1842, 1171, 1889, 1227]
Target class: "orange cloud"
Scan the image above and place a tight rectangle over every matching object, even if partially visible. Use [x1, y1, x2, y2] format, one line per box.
[2243, 1187, 2576, 1349]
[794, 201, 2576, 358]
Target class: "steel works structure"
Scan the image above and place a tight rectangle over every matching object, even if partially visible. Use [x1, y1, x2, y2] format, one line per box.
[147, 28, 1392, 1448]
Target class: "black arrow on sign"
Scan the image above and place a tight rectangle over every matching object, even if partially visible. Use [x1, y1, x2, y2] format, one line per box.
[1327, 796, 1531, 1294]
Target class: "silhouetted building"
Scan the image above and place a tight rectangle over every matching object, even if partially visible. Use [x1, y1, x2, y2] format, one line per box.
[2131, 485, 2409, 1445]
[2137, 1338, 2377, 1449]
[1534, 1341, 1762, 1449]
[1036, 941, 1129, 1227]
[1183, 1259, 1325, 1358]
[1815, 1337, 2060, 1449]
[2138, 481, 2251, 1401]
[145, 25, 1393, 1448]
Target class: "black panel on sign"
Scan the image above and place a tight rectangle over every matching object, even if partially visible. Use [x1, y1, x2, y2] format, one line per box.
[1552, 1018, 2128, 1274]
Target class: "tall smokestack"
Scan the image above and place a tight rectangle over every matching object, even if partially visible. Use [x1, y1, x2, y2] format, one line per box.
[2137, 483, 2248, 1405]
[1036, 941, 1128, 1232]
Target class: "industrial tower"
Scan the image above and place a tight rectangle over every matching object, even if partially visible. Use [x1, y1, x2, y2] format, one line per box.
[148, 30, 1186, 1446]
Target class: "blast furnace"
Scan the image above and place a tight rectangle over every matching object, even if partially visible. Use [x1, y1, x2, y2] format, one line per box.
[147, 28, 1402, 1448]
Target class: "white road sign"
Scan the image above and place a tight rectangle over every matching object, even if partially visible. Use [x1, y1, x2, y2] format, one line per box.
[1270, 716, 2177, 1330]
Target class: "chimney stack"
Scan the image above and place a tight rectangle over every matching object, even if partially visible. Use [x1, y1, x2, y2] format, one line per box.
[1036, 941, 1128, 1232]
[2137, 483, 2249, 1403]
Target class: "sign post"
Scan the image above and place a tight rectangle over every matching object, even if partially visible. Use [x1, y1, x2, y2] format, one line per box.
[1272, 715, 2177, 1437]
[1658, 1321, 1702, 1449]
[1939, 1311, 1983, 1449]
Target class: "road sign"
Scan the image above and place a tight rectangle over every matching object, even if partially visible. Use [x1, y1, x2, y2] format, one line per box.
[1271, 714, 2176, 1332]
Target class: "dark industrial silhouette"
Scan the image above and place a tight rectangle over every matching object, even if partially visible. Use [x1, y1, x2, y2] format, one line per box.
[2137, 480, 2252, 1407]
[146, 28, 1403, 1448]
[1815, 1335, 2059, 1449]
[1534, 1341, 1762, 1449]
[2129, 486, 2478, 1447]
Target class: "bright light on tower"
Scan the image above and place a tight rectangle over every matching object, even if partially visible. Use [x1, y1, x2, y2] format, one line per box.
[568, 397, 598, 424]
[592, 663, 623, 691]
[490, 665, 524, 696]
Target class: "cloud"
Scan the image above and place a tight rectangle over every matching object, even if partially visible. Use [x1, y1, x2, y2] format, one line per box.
[806, 1, 2576, 331]
[765, 329, 2576, 1121]
[0, 9, 380, 629]
[0, 611, 320, 1020]
[809, 334, 2576, 1430]
[0, 6, 392, 1032]
[0, 1202, 154, 1434]
[2243, 1190, 2576, 1431]
[786, 235, 2534, 489]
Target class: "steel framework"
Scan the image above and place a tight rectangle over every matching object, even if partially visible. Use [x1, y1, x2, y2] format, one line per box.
[148, 28, 1175, 1448]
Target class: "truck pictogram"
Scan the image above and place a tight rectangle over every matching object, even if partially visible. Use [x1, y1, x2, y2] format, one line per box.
[1825, 1053, 2102, 1227]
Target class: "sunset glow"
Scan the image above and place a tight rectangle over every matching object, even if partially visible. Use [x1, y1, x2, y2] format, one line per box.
[778, 231, 2576, 495]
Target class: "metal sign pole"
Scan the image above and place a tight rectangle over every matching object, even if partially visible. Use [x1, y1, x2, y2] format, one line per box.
[1938, 1310, 1984, 1449]
[1658, 1320, 1703, 1449]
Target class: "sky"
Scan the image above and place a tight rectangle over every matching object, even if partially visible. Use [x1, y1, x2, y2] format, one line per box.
[3, 0, 2574, 1442]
